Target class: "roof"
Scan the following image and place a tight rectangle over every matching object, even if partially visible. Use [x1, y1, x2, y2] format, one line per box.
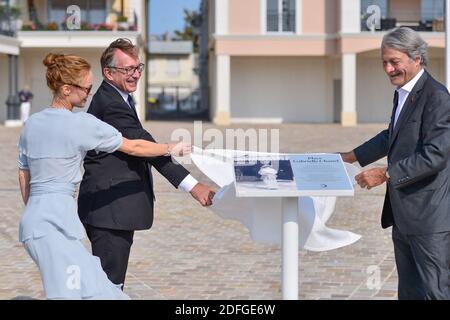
[148, 40, 193, 55]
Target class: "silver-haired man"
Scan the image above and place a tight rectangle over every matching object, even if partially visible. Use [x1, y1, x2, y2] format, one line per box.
[341, 27, 450, 299]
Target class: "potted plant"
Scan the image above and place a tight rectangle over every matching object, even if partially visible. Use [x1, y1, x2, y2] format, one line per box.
[0, 5, 20, 17]
[21, 22, 36, 31]
[1, 5, 23, 30]
[80, 21, 93, 31]
[10, 6, 21, 18]
[44, 22, 59, 31]
[95, 22, 113, 31]
[116, 15, 129, 31]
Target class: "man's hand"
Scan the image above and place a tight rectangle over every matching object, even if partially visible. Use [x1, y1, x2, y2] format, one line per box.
[190, 182, 216, 206]
[355, 167, 388, 190]
[340, 151, 357, 163]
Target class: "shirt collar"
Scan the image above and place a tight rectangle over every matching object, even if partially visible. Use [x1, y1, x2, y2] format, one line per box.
[105, 81, 130, 103]
[397, 68, 424, 93]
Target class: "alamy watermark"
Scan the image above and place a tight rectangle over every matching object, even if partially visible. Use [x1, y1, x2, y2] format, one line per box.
[66, 5, 81, 30]
[170, 121, 280, 164]
[365, 5, 381, 31]
[366, 265, 381, 290]
[66, 265, 81, 290]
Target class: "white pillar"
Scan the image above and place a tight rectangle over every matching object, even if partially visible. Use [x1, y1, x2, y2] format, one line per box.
[341, 53, 357, 126]
[340, 0, 361, 33]
[215, 0, 229, 35]
[214, 0, 230, 125]
[129, 0, 145, 35]
[214, 55, 231, 125]
[135, 35, 146, 121]
[260, 0, 266, 34]
[446, 0, 450, 90]
[340, 0, 360, 126]
[135, 74, 145, 121]
[128, 0, 146, 120]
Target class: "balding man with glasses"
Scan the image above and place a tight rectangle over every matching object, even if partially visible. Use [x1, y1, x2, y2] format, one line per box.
[78, 38, 215, 289]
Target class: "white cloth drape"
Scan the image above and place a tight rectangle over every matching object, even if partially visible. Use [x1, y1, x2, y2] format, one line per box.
[190, 148, 361, 251]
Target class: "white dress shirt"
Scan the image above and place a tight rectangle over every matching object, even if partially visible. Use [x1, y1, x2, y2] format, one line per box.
[393, 68, 424, 127]
[105, 81, 198, 192]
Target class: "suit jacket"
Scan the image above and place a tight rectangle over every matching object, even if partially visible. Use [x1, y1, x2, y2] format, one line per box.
[354, 70, 450, 235]
[78, 81, 190, 230]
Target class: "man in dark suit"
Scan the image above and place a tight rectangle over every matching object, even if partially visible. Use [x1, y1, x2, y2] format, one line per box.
[78, 38, 215, 288]
[341, 27, 450, 300]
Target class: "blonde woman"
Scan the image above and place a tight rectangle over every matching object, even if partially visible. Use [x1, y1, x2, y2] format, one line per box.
[17, 53, 190, 299]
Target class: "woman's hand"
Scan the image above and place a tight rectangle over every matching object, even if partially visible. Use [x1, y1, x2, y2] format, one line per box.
[168, 142, 192, 157]
[119, 138, 192, 157]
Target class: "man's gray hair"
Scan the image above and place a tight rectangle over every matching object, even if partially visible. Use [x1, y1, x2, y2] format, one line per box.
[381, 27, 428, 66]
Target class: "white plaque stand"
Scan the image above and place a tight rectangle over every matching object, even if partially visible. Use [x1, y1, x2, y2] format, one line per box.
[232, 153, 355, 300]
[282, 197, 299, 300]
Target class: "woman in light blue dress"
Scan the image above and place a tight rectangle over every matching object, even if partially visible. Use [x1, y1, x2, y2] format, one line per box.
[17, 53, 190, 299]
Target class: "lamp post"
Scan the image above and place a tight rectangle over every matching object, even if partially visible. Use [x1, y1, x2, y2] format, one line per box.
[4, 0, 21, 127]
[5, 53, 21, 126]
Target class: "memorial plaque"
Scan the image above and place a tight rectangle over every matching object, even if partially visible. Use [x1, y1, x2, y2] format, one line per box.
[233, 153, 354, 197]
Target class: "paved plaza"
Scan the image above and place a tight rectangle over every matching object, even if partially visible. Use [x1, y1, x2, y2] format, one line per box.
[0, 121, 398, 300]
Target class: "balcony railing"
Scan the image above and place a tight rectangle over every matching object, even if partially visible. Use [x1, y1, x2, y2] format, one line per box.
[361, 16, 445, 32]
[361, 8, 445, 32]
[0, 12, 18, 36]
[20, 20, 137, 32]
[266, 9, 296, 32]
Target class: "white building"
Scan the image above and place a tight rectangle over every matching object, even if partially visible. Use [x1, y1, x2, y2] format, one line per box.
[0, 0, 147, 125]
[204, 0, 446, 125]
[147, 39, 199, 115]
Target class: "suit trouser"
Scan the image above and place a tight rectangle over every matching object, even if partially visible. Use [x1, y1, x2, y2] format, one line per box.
[85, 224, 134, 289]
[392, 226, 450, 300]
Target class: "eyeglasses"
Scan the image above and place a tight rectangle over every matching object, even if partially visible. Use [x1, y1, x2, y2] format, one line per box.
[67, 83, 92, 95]
[108, 63, 145, 76]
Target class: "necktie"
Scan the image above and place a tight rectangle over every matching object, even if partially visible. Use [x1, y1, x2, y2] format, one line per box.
[392, 90, 399, 128]
[127, 95, 138, 118]
[127, 95, 136, 111]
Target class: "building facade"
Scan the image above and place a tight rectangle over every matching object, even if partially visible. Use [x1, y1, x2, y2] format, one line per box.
[0, 0, 22, 126]
[0, 0, 147, 125]
[147, 39, 199, 117]
[204, 0, 446, 125]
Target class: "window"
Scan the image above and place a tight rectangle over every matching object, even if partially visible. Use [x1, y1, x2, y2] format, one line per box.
[166, 58, 180, 77]
[421, 0, 444, 21]
[266, 0, 296, 33]
[48, 0, 107, 25]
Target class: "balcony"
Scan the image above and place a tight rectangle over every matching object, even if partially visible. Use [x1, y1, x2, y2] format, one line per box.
[19, 18, 137, 32]
[17, 0, 138, 33]
[360, 0, 445, 32]
[17, 30, 139, 49]
[17, 11, 140, 48]
[361, 16, 445, 32]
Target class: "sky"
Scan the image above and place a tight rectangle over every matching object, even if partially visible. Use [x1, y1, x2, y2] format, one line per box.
[148, 0, 201, 35]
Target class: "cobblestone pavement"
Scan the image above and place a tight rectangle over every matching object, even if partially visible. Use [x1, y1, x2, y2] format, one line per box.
[0, 121, 398, 300]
